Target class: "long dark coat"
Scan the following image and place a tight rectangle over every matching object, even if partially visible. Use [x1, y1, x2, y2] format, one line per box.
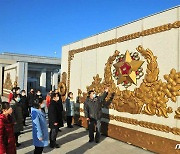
[48, 100, 63, 129]
[27, 92, 35, 107]
[11, 101, 24, 133]
[0, 114, 16, 154]
[21, 95, 29, 117]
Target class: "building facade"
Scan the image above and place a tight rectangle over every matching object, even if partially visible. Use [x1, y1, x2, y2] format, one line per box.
[0, 52, 61, 96]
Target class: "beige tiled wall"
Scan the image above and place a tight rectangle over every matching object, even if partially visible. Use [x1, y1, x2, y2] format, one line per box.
[61, 45, 69, 77]
[62, 6, 180, 142]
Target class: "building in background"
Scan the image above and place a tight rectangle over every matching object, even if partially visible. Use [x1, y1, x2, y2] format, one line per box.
[0, 52, 61, 96]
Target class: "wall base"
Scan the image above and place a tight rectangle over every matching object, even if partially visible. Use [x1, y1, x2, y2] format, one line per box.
[74, 115, 180, 154]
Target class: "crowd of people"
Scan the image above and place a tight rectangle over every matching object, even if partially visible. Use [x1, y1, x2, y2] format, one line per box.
[0, 86, 108, 154]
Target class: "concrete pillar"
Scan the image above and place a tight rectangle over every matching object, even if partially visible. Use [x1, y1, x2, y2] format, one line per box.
[46, 71, 51, 92]
[17, 62, 28, 92]
[52, 70, 59, 90]
[51, 72, 53, 90]
[0, 66, 3, 95]
[40, 69, 46, 93]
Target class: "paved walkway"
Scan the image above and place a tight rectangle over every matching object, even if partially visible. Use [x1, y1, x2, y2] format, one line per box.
[2, 96, 155, 154]
[17, 117, 154, 154]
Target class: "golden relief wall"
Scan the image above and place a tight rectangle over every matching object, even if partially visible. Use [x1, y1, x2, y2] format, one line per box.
[3, 65, 18, 96]
[3, 73, 13, 90]
[81, 47, 173, 113]
[69, 46, 180, 153]
[61, 7, 180, 153]
[66, 19, 180, 118]
[76, 46, 180, 131]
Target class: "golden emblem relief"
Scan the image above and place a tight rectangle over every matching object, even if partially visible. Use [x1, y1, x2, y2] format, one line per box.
[13, 76, 18, 88]
[3, 73, 13, 90]
[175, 107, 180, 120]
[77, 46, 180, 118]
[58, 72, 67, 97]
[58, 72, 67, 102]
[113, 50, 144, 88]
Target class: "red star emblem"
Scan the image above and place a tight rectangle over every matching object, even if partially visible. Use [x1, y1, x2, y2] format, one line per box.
[113, 51, 144, 85]
[120, 63, 131, 75]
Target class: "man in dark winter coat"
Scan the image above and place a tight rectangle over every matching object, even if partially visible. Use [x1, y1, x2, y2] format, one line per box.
[84, 87, 108, 143]
[27, 89, 35, 114]
[55, 89, 63, 131]
[21, 90, 29, 126]
[11, 94, 24, 147]
[48, 92, 63, 148]
[35, 90, 43, 99]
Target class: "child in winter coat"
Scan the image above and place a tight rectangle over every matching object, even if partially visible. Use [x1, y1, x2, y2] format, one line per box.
[31, 98, 48, 154]
[65, 92, 75, 128]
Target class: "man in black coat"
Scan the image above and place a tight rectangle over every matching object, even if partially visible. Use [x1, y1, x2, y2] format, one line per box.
[27, 89, 35, 114]
[84, 87, 108, 143]
[11, 94, 24, 147]
[21, 90, 29, 126]
[48, 92, 63, 148]
[55, 89, 64, 131]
